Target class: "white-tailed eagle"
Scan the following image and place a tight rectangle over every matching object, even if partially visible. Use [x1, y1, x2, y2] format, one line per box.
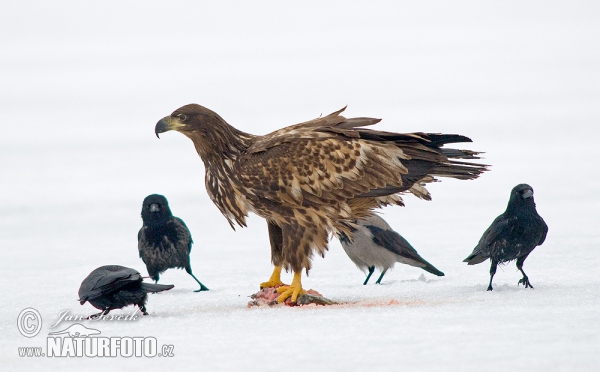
[155, 105, 488, 303]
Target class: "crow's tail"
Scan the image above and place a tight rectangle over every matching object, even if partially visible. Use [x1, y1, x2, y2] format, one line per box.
[421, 262, 445, 277]
[140, 283, 174, 293]
[463, 253, 488, 265]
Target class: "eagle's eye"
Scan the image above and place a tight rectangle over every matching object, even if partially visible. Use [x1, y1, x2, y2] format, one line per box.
[177, 114, 187, 121]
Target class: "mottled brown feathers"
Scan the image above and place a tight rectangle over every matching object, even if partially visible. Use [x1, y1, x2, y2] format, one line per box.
[156, 104, 488, 272]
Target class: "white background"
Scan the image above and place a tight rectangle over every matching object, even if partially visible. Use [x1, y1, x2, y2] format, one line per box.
[1, 1, 599, 370]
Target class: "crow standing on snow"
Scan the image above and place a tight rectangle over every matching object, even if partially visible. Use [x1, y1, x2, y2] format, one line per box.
[138, 194, 209, 291]
[463, 184, 548, 291]
[339, 214, 444, 285]
[78, 265, 174, 318]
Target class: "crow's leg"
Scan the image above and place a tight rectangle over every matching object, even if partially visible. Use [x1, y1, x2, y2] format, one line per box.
[375, 269, 388, 285]
[138, 304, 149, 316]
[363, 266, 375, 285]
[516, 255, 533, 288]
[87, 308, 110, 320]
[487, 260, 498, 291]
[145, 273, 162, 293]
[187, 269, 209, 292]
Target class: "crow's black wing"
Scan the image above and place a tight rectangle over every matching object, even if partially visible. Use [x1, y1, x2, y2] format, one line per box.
[366, 225, 423, 264]
[464, 214, 513, 264]
[79, 266, 142, 301]
[536, 216, 549, 246]
[173, 217, 193, 253]
[366, 225, 445, 275]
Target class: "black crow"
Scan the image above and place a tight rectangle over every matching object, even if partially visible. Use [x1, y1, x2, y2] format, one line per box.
[78, 265, 173, 318]
[339, 214, 445, 285]
[138, 194, 209, 291]
[464, 183, 548, 291]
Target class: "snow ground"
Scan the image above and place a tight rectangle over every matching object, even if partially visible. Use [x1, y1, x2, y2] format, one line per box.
[1, 1, 599, 371]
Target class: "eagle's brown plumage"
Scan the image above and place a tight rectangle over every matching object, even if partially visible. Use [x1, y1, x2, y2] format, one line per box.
[155, 104, 488, 302]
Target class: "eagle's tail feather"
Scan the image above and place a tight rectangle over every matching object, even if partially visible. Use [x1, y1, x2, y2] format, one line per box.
[431, 160, 489, 181]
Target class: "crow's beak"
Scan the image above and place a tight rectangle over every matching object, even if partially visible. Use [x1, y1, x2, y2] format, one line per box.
[155, 116, 186, 138]
[149, 203, 160, 213]
[522, 189, 533, 199]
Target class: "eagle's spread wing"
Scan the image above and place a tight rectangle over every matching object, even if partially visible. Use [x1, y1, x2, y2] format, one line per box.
[247, 107, 374, 153]
[239, 136, 417, 211]
[237, 109, 474, 226]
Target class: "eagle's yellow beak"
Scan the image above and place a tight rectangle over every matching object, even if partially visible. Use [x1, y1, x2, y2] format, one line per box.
[155, 116, 186, 138]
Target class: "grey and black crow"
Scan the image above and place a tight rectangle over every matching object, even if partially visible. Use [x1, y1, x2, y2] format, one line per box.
[339, 214, 445, 285]
[78, 265, 174, 318]
[138, 194, 209, 291]
[464, 183, 548, 291]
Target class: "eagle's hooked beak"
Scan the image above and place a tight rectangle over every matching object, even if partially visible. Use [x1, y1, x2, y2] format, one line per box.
[155, 116, 185, 138]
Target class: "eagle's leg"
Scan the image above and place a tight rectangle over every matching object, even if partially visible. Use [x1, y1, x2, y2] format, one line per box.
[276, 271, 307, 303]
[261, 221, 288, 289]
[363, 266, 375, 285]
[516, 255, 533, 289]
[260, 265, 286, 288]
[375, 269, 387, 284]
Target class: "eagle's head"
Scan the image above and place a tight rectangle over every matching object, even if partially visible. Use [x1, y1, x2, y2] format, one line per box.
[155, 104, 225, 138]
[155, 104, 253, 160]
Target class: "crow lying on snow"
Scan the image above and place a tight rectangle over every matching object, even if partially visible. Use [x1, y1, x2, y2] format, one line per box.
[138, 194, 209, 291]
[78, 265, 173, 318]
[339, 214, 444, 285]
[464, 184, 548, 291]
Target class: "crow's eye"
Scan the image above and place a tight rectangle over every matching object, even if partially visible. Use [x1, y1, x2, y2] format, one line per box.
[177, 114, 187, 121]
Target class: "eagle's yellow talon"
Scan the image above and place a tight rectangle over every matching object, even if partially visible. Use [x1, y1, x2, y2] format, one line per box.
[276, 272, 306, 303]
[260, 280, 284, 288]
[260, 266, 286, 289]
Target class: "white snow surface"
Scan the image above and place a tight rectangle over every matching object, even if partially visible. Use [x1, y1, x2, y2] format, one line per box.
[1, 1, 599, 371]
